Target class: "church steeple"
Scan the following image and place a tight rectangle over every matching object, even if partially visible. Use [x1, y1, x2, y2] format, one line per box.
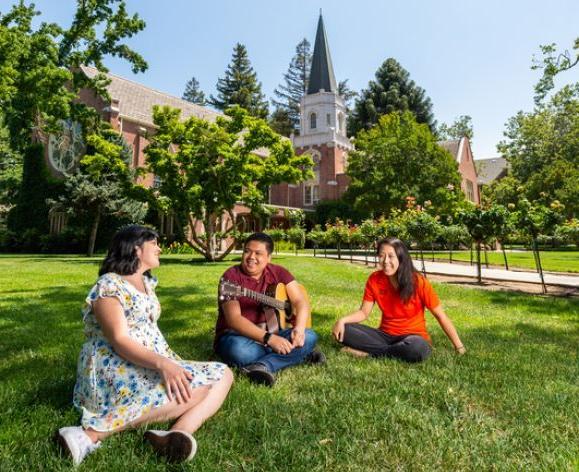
[307, 13, 338, 95]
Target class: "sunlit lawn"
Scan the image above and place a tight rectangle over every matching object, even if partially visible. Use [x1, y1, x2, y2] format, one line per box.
[0, 254, 577, 471]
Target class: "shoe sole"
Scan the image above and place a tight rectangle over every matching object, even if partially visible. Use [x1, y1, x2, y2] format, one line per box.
[247, 370, 275, 387]
[144, 431, 195, 463]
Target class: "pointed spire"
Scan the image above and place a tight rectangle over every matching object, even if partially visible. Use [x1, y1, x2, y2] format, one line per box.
[307, 13, 338, 95]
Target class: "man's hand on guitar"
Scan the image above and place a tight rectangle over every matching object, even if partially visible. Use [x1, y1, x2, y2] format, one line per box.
[267, 334, 294, 355]
[291, 327, 305, 348]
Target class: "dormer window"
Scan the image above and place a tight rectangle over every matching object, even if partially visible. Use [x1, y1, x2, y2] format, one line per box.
[310, 113, 317, 130]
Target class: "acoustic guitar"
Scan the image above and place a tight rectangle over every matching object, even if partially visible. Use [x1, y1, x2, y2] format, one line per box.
[219, 279, 312, 329]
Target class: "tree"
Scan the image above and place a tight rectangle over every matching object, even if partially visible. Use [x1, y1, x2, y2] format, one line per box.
[511, 198, 564, 293]
[145, 105, 313, 261]
[402, 209, 441, 276]
[268, 108, 294, 137]
[272, 38, 311, 132]
[0, 0, 146, 154]
[182, 76, 206, 105]
[438, 115, 473, 141]
[49, 129, 147, 256]
[532, 37, 579, 104]
[346, 111, 463, 217]
[498, 84, 579, 218]
[348, 58, 436, 136]
[459, 205, 506, 284]
[209, 43, 268, 119]
[0, 0, 146, 240]
[0, 111, 21, 208]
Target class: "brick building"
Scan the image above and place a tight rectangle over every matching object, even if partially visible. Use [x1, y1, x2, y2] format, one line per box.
[45, 13, 479, 235]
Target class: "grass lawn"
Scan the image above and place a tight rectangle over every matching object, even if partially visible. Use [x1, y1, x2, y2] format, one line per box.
[305, 248, 579, 273]
[0, 254, 577, 471]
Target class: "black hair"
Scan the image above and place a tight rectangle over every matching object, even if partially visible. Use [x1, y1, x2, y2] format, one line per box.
[99, 225, 159, 277]
[244, 232, 274, 255]
[376, 237, 418, 302]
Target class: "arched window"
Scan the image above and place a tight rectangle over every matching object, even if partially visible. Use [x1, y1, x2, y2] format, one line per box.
[304, 150, 321, 206]
[310, 112, 317, 130]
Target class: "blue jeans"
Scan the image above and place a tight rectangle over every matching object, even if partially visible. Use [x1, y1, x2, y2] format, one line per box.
[215, 328, 318, 373]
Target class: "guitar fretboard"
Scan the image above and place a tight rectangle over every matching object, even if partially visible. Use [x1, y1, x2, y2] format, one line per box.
[240, 286, 286, 311]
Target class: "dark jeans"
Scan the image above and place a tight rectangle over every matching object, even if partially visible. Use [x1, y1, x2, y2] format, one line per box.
[342, 324, 431, 363]
[215, 328, 318, 373]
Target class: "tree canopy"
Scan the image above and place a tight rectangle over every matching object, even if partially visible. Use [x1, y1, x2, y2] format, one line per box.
[209, 43, 268, 119]
[0, 0, 147, 153]
[182, 76, 206, 105]
[345, 111, 463, 217]
[498, 84, 579, 218]
[144, 105, 313, 261]
[348, 58, 436, 136]
[532, 37, 579, 104]
[438, 115, 473, 142]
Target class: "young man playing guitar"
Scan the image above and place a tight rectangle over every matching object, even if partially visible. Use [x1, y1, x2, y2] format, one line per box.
[214, 232, 325, 386]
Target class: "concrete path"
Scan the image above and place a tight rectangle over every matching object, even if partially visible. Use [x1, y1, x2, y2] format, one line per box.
[307, 253, 579, 288]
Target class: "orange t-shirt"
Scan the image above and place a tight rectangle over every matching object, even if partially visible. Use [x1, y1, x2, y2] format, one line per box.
[363, 271, 440, 343]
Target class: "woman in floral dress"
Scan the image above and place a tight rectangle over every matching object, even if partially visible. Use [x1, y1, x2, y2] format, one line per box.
[56, 225, 233, 465]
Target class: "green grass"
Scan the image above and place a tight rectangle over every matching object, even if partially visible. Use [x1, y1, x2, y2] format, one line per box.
[0, 254, 577, 471]
[304, 248, 579, 273]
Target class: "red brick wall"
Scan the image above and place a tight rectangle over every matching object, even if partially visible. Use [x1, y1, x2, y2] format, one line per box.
[457, 138, 480, 204]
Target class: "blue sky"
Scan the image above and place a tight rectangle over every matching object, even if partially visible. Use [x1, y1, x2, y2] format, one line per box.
[9, 0, 579, 159]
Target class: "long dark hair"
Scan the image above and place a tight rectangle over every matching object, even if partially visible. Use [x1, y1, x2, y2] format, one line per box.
[99, 225, 159, 277]
[377, 237, 418, 302]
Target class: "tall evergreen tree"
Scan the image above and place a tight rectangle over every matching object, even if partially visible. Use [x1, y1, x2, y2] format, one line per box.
[209, 43, 268, 119]
[272, 38, 312, 132]
[348, 58, 436, 136]
[182, 76, 206, 105]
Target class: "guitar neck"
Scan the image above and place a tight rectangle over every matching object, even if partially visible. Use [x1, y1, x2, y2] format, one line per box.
[241, 286, 286, 311]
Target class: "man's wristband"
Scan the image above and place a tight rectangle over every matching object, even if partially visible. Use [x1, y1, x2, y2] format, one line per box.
[263, 332, 272, 346]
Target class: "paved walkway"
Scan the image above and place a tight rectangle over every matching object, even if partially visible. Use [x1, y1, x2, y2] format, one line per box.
[308, 253, 579, 288]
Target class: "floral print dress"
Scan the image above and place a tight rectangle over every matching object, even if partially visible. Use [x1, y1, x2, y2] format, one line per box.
[73, 272, 225, 432]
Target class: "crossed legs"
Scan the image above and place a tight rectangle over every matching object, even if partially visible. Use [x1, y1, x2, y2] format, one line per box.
[340, 324, 431, 363]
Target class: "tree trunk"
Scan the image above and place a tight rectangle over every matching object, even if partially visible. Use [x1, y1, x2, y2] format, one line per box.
[87, 209, 101, 257]
[483, 245, 489, 268]
[532, 238, 547, 294]
[449, 243, 453, 263]
[419, 246, 426, 277]
[365, 245, 369, 266]
[313, 244, 317, 257]
[431, 242, 435, 261]
[337, 241, 341, 260]
[501, 243, 509, 271]
[470, 244, 474, 266]
[349, 242, 353, 263]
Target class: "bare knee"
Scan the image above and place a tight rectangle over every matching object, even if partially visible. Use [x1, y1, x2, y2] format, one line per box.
[221, 366, 234, 389]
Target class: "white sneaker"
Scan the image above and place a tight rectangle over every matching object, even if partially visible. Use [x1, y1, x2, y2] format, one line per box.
[56, 426, 101, 466]
[144, 429, 197, 462]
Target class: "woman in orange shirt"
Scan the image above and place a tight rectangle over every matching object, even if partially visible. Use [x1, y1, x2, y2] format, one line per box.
[332, 237, 466, 362]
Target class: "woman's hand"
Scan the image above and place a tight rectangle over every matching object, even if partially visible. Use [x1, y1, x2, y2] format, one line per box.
[332, 319, 346, 342]
[158, 358, 194, 403]
[455, 345, 467, 355]
[267, 334, 294, 355]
